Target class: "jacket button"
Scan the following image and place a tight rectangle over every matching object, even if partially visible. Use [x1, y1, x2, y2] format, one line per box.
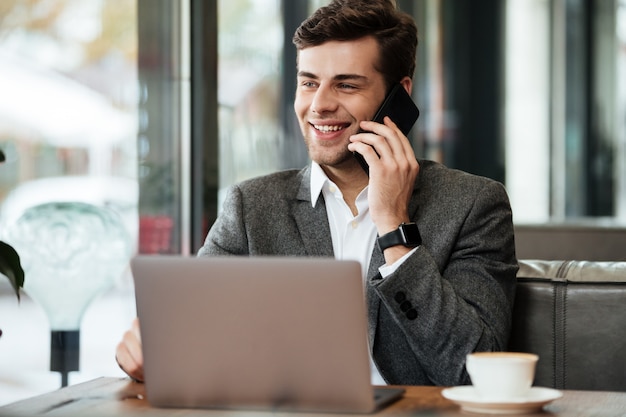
[394, 291, 406, 303]
[406, 309, 418, 320]
[400, 300, 412, 312]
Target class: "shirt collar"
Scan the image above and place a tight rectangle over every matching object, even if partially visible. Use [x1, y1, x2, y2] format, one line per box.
[310, 162, 330, 208]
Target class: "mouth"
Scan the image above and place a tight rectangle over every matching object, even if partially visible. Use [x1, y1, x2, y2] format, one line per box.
[310, 123, 350, 133]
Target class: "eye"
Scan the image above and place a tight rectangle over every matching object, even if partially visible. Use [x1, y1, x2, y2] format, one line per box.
[299, 80, 318, 89]
[338, 83, 357, 90]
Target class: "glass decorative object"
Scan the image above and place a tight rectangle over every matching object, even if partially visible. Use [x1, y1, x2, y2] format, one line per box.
[3, 201, 131, 387]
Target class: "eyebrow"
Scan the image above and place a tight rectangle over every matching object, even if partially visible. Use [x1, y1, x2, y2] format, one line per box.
[297, 71, 369, 83]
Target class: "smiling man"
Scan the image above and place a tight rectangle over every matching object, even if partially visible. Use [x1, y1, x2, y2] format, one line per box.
[117, 0, 518, 386]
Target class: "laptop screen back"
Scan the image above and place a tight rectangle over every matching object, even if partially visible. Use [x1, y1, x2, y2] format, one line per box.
[131, 256, 376, 413]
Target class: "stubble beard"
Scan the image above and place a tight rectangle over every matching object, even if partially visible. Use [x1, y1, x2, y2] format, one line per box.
[304, 135, 355, 167]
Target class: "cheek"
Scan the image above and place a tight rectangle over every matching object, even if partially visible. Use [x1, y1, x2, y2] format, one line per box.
[356, 100, 382, 123]
[293, 92, 309, 119]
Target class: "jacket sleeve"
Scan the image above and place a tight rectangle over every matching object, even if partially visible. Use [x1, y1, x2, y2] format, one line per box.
[371, 180, 518, 386]
[198, 184, 249, 256]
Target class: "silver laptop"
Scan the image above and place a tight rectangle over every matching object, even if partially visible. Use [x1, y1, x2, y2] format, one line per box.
[131, 255, 404, 413]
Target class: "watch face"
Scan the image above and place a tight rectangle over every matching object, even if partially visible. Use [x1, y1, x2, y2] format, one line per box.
[401, 223, 421, 245]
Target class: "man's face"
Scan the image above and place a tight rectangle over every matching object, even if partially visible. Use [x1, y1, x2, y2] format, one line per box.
[294, 37, 387, 169]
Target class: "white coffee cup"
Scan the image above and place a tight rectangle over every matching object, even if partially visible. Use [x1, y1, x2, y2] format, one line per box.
[465, 352, 538, 401]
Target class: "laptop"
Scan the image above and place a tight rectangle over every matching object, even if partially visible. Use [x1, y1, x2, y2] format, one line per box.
[131, 255, 404, 413]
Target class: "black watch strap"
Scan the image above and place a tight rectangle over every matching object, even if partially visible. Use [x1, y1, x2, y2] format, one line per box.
[377, 222, 422, 252]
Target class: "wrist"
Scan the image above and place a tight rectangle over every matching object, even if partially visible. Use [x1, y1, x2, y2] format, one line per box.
[375, 216, 410, 236]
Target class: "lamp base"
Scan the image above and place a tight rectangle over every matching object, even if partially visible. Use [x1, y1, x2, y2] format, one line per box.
[50, 330, 80, 387]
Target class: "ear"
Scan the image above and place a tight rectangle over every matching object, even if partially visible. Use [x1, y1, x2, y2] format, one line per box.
[399, 76, 413, 95]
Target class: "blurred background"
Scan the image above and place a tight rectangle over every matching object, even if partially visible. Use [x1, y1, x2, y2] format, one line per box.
[0, 0, 625, 405]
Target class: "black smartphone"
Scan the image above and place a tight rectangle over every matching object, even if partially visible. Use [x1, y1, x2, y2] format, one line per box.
[354, 83, 420, 175]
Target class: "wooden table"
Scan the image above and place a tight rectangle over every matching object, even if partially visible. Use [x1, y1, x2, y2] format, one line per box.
[1, 377, 626, 416]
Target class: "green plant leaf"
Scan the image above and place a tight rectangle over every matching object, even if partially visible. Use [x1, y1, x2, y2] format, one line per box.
[0, 241, 25, 301]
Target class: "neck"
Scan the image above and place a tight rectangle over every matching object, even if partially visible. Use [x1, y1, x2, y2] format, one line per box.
[320, 163, 368, 216]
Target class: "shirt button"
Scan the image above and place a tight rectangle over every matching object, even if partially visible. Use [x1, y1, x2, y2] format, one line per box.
[351, 220, 358, 229]
[329, 185, 336, 193]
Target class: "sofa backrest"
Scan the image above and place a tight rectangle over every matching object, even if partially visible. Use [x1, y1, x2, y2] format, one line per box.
[514, 225, 626, 261]
[509, 260, 626, 391]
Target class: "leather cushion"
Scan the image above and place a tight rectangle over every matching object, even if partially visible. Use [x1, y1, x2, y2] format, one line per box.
[510, 260, 626, 391]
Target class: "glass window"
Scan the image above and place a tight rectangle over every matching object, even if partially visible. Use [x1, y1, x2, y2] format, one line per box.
[504, 0, 626, 224]
[136, 0, 189, 255]
[0, 1, 138, 225]
[503, 0, 551, 222]
[615, 0, 626, 219]
[0, 0, 141, 401]
[217, 0, 290, 195]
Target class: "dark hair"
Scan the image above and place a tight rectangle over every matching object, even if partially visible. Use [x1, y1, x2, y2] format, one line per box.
[292, 0, 418, 90]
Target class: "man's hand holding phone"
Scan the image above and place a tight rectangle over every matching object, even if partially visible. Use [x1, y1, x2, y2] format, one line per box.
[349, 83, 421, 263]
[349, 116, 419, 235]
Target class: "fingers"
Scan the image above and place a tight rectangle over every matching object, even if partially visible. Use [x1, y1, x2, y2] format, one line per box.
[115, 318, 145, 382]
[131, 317, 142, 342]
[350, 117, 419, 232]
[350, 117, 418, 175]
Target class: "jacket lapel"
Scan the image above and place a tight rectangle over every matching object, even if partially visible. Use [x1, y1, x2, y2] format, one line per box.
[292, 166, 334, 257]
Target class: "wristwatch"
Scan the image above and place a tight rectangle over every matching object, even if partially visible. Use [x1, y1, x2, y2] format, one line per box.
[377, 222, 422, 251]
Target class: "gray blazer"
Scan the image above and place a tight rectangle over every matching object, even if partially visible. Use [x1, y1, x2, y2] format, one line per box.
[198, 159, 518, 386]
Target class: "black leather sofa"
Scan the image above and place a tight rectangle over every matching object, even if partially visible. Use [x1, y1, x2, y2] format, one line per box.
[509, 260, 626, 391]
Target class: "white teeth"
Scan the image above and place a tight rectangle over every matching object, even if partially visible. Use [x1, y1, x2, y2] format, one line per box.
[313, 124, 344, 133]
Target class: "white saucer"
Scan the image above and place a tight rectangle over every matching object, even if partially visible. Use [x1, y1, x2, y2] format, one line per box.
[441, 386, 562, 415]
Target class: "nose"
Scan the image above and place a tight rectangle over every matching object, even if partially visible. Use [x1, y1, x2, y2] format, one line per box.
[310, 84, 338, 114]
